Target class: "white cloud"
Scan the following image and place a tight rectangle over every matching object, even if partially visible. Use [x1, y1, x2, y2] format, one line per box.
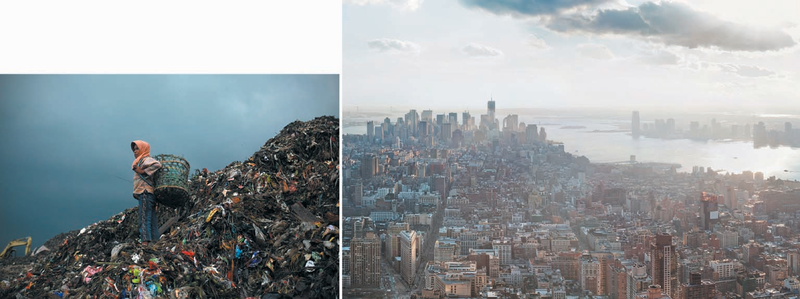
[710, 81, 762, 96]
[634, 45, 777, 78]
[525, 35, 550, 50]
[367, 38, 422, 54]
[346, 0, 423, 12]
[576, 43, 614, 60]
[714, 63, 776, 78]
[462, 43, 504, 57]
[636, 46, 681, 65]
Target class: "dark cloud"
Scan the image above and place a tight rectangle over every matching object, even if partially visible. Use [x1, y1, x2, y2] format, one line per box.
[546, 2, 796, 52]
[460, 0, 612, 17]
[547, 8, 651, 35]
[0, 75, 339, 248]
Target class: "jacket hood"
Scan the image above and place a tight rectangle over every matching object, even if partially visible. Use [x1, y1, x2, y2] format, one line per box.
[131, 140, 151, 168]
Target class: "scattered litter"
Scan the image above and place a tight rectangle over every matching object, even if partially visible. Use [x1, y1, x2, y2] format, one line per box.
[0, 117, 339, 298]
[31, 246, 49, 256]
[111, 243, 127, 259]
[304, 261, 315, 273]
[81, 266, 103, 283]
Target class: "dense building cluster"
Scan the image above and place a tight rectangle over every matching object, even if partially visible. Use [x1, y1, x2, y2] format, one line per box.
[343, 101, 800, 299]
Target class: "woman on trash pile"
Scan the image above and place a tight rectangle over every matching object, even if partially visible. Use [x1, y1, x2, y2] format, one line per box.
[131, 140, 162, 246]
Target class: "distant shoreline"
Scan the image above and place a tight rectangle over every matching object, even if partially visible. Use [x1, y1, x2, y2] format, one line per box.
[586, 129, 626, 133]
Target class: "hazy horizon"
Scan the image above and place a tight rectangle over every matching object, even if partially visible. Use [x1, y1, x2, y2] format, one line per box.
[342, 105, 800, 129]
[343, 105, 800, 117]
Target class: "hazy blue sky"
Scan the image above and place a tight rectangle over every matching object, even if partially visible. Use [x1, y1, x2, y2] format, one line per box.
[344, 0, 800, 112]
[0, 75, 338, 249]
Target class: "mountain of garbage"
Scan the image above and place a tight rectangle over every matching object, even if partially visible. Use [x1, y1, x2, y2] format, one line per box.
[0, 116, 340, 299]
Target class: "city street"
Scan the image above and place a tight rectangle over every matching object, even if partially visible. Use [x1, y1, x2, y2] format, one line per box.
[382, 258, 412, 299]
[414, 200, 445, 292]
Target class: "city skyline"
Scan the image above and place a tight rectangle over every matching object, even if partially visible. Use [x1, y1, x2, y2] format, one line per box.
[342, 97, 800, 298]
[347, 100, 800, 174]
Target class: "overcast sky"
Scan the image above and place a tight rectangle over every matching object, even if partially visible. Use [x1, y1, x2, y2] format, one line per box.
[344, 0, 800, 113]
[0, 75, 338, 248]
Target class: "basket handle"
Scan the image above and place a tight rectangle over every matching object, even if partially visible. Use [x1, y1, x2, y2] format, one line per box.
[137, 158, 154, 187]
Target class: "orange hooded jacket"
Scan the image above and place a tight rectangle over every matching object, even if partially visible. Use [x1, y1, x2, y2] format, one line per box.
[131, 140, 162, 195]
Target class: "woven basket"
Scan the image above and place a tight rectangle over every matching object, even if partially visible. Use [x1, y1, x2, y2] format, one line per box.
[152, 154, 190, 208]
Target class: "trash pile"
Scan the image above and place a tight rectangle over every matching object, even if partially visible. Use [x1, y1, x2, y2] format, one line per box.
[0, 116, 340, 299]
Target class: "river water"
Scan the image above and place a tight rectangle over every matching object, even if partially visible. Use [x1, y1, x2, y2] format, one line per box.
[344, 116, 800, 181]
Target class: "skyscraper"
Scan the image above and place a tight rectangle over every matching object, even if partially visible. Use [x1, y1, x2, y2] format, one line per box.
[699, 193, 718, 231]
[526, 124, 539, 144]
[441, 122, 452, 142]
[788, 250, 800, 276]
[421, 109, 433, 122]
[436, 114, 446, 126]
[632, 111, 640, 138]
[651, 234, 677, 298]
[492, 240, 512, 265]
[448, 112, 458, 127]
[385, 223, 408, 261]
[487, 99, 496, 129]
[375, 125, 384, 140]
[395, 117, 406, 141]
[479, 114, 491, 130]
[539, 127, 547, 142]
[352, 216, 375, 239]
[503, 114, 519, 132]
[608, 259, 628, 299]
[384, 117, 393, 136]
[580, 254, 601, 295]
[406, 109, 419, 136]
[353, 181, 363, 206]
[361, 154, 378, 179]
[462, 111, 471, 130]
[419, 121, 429, 138]
[725, 186, 737, 210]
[366, 120, 374, 142]
[400, 230, 418, 285]
[342, 247, 351, 277]
[350, 236, 381, 287]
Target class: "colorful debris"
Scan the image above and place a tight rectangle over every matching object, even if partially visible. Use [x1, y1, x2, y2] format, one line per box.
[0, 117, 339, 298]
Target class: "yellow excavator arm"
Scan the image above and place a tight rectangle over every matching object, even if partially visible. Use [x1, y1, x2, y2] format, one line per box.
[0, 237, 32, 259]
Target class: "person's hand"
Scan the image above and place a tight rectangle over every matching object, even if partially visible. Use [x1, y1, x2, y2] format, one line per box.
[133, 166, 145, 174]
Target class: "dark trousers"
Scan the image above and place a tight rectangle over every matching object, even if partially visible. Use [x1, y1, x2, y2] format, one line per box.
[135, 191, 159, 242]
